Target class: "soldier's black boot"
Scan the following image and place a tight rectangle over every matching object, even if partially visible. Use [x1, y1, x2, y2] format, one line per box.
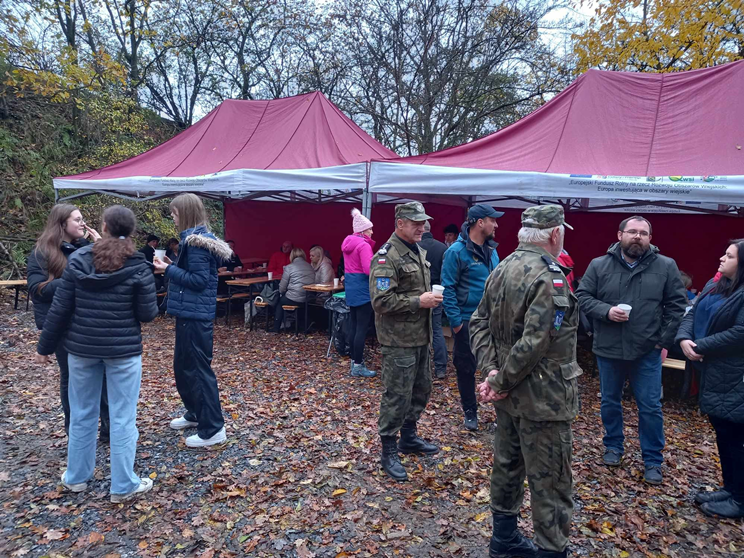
[380, 436, 407, 482]
[398, 423, 439, 455]
[536, 550, 568, 558]
[489, 513, 537, 558]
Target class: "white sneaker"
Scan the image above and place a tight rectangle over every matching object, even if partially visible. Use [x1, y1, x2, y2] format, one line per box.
[169, 416, 198, 430]
[60, 471, 87, 492]
[186, 427, 227, 448]
[111, 477, 153, 503]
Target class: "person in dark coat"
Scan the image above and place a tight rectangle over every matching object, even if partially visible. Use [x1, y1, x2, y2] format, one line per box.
[576, 215, 687, 485]
[139, 234, 160, 264]
[165, 238, 179, 261]
[419, 221, 449, 379]
[223, 240, 243, 271]
[676, 238, 744, 519]
[153, 194, 233, 448]
[35, 205, 158, 503]
[27, 204, 109, 441]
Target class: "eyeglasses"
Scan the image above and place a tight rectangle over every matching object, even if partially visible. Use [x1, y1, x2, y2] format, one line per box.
[70, 217, 85, 224]
[622, 230, 650, 238]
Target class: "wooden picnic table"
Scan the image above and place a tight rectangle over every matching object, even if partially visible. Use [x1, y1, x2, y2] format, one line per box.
[302, 283, 344, 335]
[218, 269, 265, 277]
[225, 276, 281, 327]
[0, 279, 29, 310]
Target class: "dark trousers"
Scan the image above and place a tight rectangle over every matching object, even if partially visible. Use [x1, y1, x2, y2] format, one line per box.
[273, 295, 304, 332]
[431, 305, 448, 374]
[174, 318, 224, 439]
[349, 302, 373, 364]
[378, 345, 432, 437]
[56, 345, 109, 437]
[709, 415, 744, 500]
[453, 320, 477, 413]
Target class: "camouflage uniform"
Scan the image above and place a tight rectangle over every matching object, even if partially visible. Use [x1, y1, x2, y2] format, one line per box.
[470, 205, 581, 555]
[370, 202, 433, 437]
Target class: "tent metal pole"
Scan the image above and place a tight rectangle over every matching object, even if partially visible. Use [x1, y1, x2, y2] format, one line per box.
[362, 163, 372, 218]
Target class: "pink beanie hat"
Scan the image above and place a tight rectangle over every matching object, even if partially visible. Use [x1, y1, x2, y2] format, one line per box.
[351, 208, 374, 233]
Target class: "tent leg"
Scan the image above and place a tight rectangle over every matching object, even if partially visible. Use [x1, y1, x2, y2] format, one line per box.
[362, 188, 372, 219]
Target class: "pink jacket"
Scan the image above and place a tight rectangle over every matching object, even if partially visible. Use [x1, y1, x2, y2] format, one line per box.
[342, 233, 375, 274]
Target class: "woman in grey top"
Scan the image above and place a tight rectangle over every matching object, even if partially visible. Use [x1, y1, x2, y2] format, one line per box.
[273, 248, 315, 332]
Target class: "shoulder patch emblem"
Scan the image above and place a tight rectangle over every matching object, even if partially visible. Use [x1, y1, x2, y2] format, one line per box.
[378, 243, 391, 256]
[553, 279, 564, 288]
[554, 310, 565, 331]
[376, 277, 390, 291]
[378, 258, 387, 264]
[542, 255, 563, 273]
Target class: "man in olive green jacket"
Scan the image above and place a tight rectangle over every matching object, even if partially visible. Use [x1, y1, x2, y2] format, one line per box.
[470, 205, 580, 558]
[370, 202, 443, 482]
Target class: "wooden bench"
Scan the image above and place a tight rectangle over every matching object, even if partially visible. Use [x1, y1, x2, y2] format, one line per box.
[662, 358, 686, 371]
[0, 280, 28, 310]
[282, 305, 300, 334]
[251, 301, 270, 331]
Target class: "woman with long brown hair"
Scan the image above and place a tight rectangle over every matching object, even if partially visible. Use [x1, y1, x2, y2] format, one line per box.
[27, 204, 109, 440]
[153, 194, 232, 448]
[36, 205, 158, 503]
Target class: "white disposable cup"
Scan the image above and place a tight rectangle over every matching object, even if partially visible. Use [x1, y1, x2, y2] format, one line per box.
[333, 278, 340, 287]
[618, 303, 632, 316]
[268, 272, 274, 280]
[432, 285, 445, 296]
[154, 249, 166, 260]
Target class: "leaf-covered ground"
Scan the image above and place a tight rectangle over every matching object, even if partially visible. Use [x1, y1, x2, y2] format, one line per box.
[1, 297, 743, 557]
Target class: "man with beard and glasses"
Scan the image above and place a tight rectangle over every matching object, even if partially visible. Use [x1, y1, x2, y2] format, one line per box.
[576, 216, 687, 486]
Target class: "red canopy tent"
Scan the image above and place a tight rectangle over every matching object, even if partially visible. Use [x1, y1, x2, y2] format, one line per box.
[370, 60, 744, 214]
[54, 91, 398, 205]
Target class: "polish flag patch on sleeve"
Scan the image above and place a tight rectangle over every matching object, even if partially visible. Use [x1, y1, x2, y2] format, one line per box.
[553, 279, 564, 288]
[378, 258, 386, 264]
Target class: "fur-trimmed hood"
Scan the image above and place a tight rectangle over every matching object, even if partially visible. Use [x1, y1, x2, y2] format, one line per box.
[181, 226, 233, 261]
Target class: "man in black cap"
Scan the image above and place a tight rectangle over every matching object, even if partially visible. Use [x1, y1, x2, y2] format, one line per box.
[444, 224, 459, 247]
[441, 204, 503, 431]
[139, 234, 160, 264]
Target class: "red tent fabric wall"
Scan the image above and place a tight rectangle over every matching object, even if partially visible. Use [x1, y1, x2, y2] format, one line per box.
[225, 202, 740, 290]
[224, 201, 467, 271]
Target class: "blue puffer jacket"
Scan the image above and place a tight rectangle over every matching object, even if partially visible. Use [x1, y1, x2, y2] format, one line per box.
[441, 222, 500, 328]
[165, 226, 233, 320]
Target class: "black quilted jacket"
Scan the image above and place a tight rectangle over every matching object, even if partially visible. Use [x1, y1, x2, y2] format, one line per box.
[37, 245, 159, 358]
[676, 282, 744, 423]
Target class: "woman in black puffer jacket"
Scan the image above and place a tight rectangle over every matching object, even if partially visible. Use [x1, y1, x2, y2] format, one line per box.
[36, 205, 159, 503]
[27, 204, 109, 440]
[676, 238, 744, 519]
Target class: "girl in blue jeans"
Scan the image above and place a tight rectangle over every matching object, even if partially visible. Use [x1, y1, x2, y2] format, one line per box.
[36, 206, 159, 503]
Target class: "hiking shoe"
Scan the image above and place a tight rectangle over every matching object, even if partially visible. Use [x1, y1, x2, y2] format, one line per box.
[463, 408, 478, 431]
[700, 497, 744, 519]
[644, 465, 663, 485]
[435, 369, 446, 379]
[362, 364, 377, 377]
[351, 363, 375, 378]
[186, 427, 227, 448]
[60, 471, 87, 493]
[111, 478, 153, 503]
[694, 488, 732, 506]
[603, 449, 622, 467]
[169, 416, 198, 430]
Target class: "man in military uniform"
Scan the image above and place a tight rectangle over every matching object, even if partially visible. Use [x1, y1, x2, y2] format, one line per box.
[370, 202, 444, 482]
[470, 205, 581, 558]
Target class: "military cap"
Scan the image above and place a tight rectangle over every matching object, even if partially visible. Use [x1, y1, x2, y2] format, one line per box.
[521, 204, 573, 230]
[395, 202, 432, 221]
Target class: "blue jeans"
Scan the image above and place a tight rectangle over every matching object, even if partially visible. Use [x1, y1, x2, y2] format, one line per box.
[431, 305, 447, 374]
[65, 354, 142, 495]
[597, 349, 664, 466]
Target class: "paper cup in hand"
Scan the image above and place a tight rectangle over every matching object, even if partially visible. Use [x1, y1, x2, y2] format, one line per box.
[267, 272, 273, 280]
[432, 285, 445, 296]
[154, 249, 166, 260]
[333, 278, 340, 287]
[618, 304, 632, 316]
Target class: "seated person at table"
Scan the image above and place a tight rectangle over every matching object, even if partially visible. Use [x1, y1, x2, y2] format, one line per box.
[310, 245, 335, 284]
[268, 241, 292, 276]
[273, 248, 315, 332]
[223, 240, 243, 271]
[681, 271, 697, 302]
[165, 238, 179, 261]
[139, 234, 160, 264]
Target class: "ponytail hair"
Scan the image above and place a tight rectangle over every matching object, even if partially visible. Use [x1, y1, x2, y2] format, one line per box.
[92, 206, 137, 272]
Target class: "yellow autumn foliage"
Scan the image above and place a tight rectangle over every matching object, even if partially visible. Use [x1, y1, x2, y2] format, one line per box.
[572, 0, 744, 73]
